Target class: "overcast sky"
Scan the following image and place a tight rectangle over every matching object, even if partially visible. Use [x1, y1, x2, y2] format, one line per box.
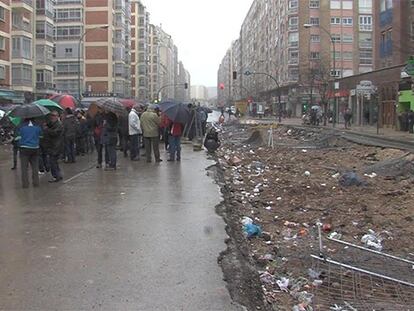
[144, 0, 253, 87]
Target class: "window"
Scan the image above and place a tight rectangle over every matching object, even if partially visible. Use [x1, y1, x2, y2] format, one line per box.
[36, 70, 52, 83]
[65, 48, 73, 57]
[55, 26, 83, 40]
[0, 7, 5, 22]
[330, 0, 341, 9]
[289, 16, 298, 30]
[343, 34, 353, 43]
[380, 0, 393, 12]
[343, 51, 353, 60]
[309, 17, 319, 26]
[359, 0, 372, 13]
[331, 34, 341, 42]
[0, 65, 5, 80]
[289, 32, 299, 47]
[342, 17, 353, 26]
[0, 36, 5, 50]
[310, 51, 320, 59]
[12, 64, 33, 86]
[289, 67, 299, 81]
[331, 17, 341, 24]
[289, 0, 298, 10]
[12, 37, 32, 59]
[359, 50, 373, 64]
[309, 0, 319, 8]
[311, 34, 320, 42]
[330, 69, 341, 77]
[359, 15, 372, 31]
[343, 1, 353, 9]
[359, 33, 372, 48]
[411, 21, 414, 40]
[289, 50, 299, 63]
[36, 21, 54, 39]
[55, 8, 82, 22]
[55, 62, 79, 75]
[332, 51, 341, 59]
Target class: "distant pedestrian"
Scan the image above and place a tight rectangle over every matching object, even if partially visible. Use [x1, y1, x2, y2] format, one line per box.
[43, 111, 64, 183]
[167, 118, 183, 162]
[63, 108, 79, 163]
[128, 105, 141, 161]
[408, 110, 414, 134]
[93, 111, 105, 168]
[344, 108, 352, 129]
[140, 105, 162, 163]
[118, 110, 130, 157]
[16, 119, 42, 188]
[10, 128, 19, 170]
[75, 110, 87, 156]
[102, 111, 118, 170]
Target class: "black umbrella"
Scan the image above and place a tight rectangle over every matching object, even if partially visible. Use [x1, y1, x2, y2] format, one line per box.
[9, 103, 50, 119]
[159, 100, 191, 124]
[89, 97, 127, 117]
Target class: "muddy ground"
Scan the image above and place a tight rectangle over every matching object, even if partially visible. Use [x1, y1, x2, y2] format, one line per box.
[214, 124, 414, 311]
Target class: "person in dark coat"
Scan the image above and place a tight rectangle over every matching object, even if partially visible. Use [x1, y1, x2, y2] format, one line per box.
[10, 128, 19, 170]
[92, 111, 105, 168]
[118, 110, 130, 158]
[102, 111, 118, 170]
[75, 110, 88, 156]
[16, 119, 42, 188]
[408, 110, 414, 134]
[43, 111, 64, 183]
[63, 108, 79, 163]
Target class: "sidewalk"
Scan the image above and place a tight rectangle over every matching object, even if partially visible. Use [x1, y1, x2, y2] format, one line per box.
[241, 117, 414, 144]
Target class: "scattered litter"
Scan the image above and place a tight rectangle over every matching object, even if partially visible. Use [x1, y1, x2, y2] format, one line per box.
[339, 172, 367, 187]
[361, 229, 383, 251]
[364, 172, 377, 178]
[304, 171, 311, 177]
[328, 232, 342, 239]
[241, 216, 253, 226]
[301, 149, 308, 153]
[332, 173, 340, 178]
[243, 223, 262, 238]
[260, 271, 275, 285]
[276, 277, 290, 292]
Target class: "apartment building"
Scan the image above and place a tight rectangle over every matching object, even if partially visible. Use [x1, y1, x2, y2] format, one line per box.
[191, 85, 208, 101]
[147, 23, 158, 101]
[35, 0, 54, 98]
[217, 47, 232, 107]
[0, 0, 11, 90]
[219, 0, 375, 116]
[131, 0, 149, 101]
[156, 25, 177, 100]
[375, 0, 414, 69]
[11, 0, 35, 101]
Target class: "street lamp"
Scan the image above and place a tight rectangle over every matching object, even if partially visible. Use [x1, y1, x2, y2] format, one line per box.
[244, 70, 282, 122]
[78, 25, 109, 101]
[304, 23, 337, 127]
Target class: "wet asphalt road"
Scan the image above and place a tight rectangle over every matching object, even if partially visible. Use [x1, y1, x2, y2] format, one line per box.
[0, 139, 241, 310]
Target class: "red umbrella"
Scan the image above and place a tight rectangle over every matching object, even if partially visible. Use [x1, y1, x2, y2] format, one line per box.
[50, 94, 79, 110]
[120, 99, 137, 109]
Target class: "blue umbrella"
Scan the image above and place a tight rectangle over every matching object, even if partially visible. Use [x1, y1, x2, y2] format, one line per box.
[159, 100, 191, 124]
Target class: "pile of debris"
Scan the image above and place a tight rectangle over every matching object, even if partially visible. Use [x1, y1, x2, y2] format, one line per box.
[216, 124, 414, 310]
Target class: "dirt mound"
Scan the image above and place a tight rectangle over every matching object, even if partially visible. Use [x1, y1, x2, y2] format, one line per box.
[364, 153, 414, 178]
[243, 130, 265, 147]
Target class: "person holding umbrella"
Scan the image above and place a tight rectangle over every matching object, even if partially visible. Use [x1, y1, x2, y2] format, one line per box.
[166, 118, 183, 162]
[16, 118, 43, 188]
[128, 104, 142, 161]
[140, 104, 162, 163]
[63, 108, 79, 163]
[43, 111, 64, 183]
[9, 103, 49, 188]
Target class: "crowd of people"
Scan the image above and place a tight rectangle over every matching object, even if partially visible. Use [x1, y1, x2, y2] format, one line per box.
[7, 103, 201, 189]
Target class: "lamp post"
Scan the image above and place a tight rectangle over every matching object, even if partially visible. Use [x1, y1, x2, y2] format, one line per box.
[304, 23, 337, 127]
[244, 70, 282, 122]
[78, 25, 109, 101]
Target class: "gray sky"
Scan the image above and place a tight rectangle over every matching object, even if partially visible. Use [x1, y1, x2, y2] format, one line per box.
[144, 0, 253, 87]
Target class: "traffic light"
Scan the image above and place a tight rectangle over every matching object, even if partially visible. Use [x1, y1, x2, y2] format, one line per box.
[184, 83, 188, 89]
[233, 71, 237, 80]
[219, 83, 225, 90]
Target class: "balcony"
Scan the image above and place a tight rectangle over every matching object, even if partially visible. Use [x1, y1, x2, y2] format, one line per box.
[12, 21, 32, 33]
[36, 81, 54, 90]
[380, 10, 393, 28]
[11, 0, 33, 12]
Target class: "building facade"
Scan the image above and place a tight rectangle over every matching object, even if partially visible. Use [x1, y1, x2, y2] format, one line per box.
[0, 1, 11, 92]
[218, 0, 375, 117]
[191, 85, 208, 101]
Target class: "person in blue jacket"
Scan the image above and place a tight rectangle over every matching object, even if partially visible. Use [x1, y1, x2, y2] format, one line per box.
[16, 118, 43, 188]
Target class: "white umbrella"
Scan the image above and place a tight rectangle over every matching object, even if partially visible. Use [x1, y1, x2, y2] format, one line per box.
[0, 109, 5, 119]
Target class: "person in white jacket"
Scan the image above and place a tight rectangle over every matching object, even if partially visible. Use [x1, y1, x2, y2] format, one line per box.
[128, 105, 142, 161]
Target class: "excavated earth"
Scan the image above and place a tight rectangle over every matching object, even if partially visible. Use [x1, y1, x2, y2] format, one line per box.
[213, 123, 414, 311]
